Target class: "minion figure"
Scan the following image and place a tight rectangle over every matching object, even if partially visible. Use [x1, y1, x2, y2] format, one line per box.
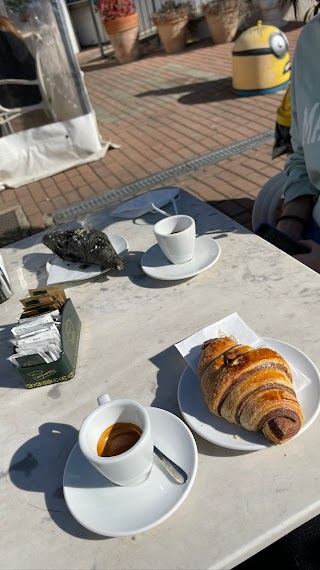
[232, 21, 291, 96]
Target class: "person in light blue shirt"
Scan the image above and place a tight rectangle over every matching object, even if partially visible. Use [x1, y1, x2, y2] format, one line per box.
[277, 0, 320, 272]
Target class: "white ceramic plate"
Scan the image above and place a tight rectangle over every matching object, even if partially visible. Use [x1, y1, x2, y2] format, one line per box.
[63, 407, 198, 537]
[177, 338, 320, 451]
[141, 236, 221, 281]
[46, 233, 128, 285]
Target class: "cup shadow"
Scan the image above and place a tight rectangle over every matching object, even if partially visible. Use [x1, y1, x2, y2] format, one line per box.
[150, 346, 186, 418]
[9, 422, 109, 540]
[22, 253, 52, 287]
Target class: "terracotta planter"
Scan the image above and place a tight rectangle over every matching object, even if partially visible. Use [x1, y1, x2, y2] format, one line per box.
[203, 2, 239, 44]
[104, 13, 140, 64]
[152, 10, 189, 54]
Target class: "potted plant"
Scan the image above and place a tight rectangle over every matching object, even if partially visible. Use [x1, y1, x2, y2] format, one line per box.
[96, 0, 140, 64]
[202, 0, 240, 44]
[152, 1, 191, 54]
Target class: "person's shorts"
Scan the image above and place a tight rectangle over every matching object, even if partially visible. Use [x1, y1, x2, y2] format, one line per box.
[305, 216, 320, 244]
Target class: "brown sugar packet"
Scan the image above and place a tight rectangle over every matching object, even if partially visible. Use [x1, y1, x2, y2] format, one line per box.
[20, 295, 55, 309]
[36, 290, 64, 308]
[35, 302, 60, 314]
[19, 309, 39, 319]
[27, 290, 62, 307]
[20, 303, 61, 319]
[29, 287, 66, 305]
[27, 293, 63, 309]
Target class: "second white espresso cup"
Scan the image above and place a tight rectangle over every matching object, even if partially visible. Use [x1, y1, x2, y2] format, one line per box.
[153, 215, 196, 264]
[78, 394, 153, 487]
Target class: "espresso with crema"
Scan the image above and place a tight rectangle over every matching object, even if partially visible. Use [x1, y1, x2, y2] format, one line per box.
[97, 422, 142, 457]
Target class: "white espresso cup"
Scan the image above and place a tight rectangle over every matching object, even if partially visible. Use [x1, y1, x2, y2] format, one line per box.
[79, 394, 153, 487]
[153, 215, 196, 264]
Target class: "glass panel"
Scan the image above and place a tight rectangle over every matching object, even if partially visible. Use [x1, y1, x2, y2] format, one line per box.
[0, 0, 90, 135]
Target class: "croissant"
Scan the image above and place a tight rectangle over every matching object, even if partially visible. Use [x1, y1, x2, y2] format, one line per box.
[198, 337, 304, 444]
[43, 227, 124, 271]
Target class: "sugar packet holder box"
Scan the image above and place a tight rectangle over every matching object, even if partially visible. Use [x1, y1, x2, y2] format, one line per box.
[13, 299, 81, 389]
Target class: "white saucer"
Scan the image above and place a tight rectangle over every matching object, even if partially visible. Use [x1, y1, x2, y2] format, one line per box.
[141, 236, 221, 280]
[46, 233, 128, 285]
[178, 338, 320, 451]
[63, 407, 198, 537]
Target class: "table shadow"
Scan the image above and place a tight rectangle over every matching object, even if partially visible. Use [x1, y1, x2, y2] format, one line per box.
[9, 422, 109, 540]
[21, 250, 147, 289]
[0, 323, 25, 389]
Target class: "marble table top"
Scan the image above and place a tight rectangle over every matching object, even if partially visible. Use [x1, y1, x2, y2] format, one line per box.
[1, 189, 320, 570]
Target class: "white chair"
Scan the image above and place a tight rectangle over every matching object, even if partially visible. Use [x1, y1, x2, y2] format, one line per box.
[252, 172, 286, 232]
[0, 45, 57, 131]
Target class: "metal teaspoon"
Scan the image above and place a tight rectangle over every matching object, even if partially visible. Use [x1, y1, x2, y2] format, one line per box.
[153, 445, 188, 484]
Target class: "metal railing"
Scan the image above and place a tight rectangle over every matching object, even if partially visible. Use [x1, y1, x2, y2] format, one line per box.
[86, 0, 207, 57]
[135, 0, 207, 38]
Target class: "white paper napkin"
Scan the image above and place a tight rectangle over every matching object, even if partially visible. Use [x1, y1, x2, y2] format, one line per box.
[175, 313, 311, 393]
[47, 256, 105, 285]
[111, 187, 180, 219]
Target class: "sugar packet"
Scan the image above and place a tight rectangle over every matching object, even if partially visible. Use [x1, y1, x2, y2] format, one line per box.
[7, 351, 53, 368]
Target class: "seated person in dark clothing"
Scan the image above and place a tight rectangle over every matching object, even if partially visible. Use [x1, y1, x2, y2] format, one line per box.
[0, 16, 41, 109]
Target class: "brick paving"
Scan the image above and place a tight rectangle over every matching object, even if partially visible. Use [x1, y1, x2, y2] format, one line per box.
[0, 22, 302, 241]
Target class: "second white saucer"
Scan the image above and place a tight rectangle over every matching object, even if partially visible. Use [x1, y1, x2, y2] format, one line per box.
[141, 235, 221, 280]
[63, 407, 198, 537]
